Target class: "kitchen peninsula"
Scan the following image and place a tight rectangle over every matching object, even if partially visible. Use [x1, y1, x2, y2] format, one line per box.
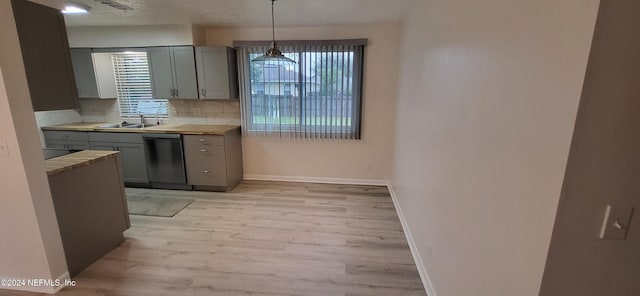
[45, 150, 129, 276]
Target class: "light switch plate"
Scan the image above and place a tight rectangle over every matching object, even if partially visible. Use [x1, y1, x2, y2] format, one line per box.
[599, 204, 634, 240]
[0, 139, 8, 157]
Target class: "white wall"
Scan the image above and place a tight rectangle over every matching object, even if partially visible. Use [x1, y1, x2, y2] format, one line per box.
[391, 0, 600, 295]
[206, 24, 400, 183]
[0, 1, 69, 292]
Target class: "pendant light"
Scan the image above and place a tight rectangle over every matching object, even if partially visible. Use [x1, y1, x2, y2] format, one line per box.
[252, 0, 296, 64]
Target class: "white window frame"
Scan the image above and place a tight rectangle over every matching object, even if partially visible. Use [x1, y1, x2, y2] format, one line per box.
[235, 39, 367, 140]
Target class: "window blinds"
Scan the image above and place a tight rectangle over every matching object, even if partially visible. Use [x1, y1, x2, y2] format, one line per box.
[235, 40, 366, 140]
[111, 53, 168, 118]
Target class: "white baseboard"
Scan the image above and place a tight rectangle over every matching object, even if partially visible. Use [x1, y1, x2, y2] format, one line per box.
[0, 271, 70, 294]
[387, 184, 437, 296]
[243, 174, 389, 186]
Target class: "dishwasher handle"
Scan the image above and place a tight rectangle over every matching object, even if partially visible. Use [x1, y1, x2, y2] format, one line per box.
[142, 133, 182, 139]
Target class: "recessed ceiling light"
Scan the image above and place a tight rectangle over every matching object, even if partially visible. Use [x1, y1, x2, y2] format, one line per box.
[62, 4, 90, 14]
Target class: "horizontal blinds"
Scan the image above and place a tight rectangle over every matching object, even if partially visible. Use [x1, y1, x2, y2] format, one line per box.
[237, 41, 365, 140]
[111, 53, 168, 118]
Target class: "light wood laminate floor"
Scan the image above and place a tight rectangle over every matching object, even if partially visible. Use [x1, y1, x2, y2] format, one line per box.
[4, 181, 426, 296]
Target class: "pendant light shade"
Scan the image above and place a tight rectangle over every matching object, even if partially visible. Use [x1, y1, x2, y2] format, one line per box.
[252, 0, 296, 64]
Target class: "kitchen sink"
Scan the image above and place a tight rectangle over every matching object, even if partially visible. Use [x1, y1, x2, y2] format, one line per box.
[98, 122, 159, 129]
[98, 123, 121, 128]
[98, 123, 144, 129]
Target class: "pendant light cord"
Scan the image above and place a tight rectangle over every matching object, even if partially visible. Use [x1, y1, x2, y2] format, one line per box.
[271, 0, 276, 47]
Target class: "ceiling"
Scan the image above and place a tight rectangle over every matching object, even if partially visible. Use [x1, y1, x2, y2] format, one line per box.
[62, 0, 416, 28]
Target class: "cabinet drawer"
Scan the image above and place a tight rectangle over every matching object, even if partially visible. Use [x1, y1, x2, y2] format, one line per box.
[45, 139, 89, 150]
[67, 141, 90, 150]
[88, 132, 143, 144]
[43, 131, 88, 142]
[184, 145, 227, 186]
[183, 135, 224, 146]
[45, 140, 67, 149]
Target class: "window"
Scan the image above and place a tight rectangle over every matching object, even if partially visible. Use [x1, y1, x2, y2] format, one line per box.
[111, 53, 168, 118]
[234, 39, 367, 139]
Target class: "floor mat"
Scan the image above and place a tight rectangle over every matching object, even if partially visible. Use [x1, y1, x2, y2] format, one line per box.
[126, 195, 194, 217]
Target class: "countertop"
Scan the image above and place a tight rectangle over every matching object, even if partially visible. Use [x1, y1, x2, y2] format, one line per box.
[45, 150, 120, 176]
[41, 122, 241, 135]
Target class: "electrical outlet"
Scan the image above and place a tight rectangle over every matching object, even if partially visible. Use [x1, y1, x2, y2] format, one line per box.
[0, 139, 9, 157]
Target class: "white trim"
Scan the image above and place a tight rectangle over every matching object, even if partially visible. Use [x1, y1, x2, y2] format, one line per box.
[0, 271, 70, 294]
[387, 184, 438, 296]
[243, 174, 388, 186]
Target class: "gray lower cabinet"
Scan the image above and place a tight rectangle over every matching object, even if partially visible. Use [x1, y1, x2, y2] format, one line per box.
[67, 141, 91, 150]
[116, 144, 149, 184]
[184, 139, 227, 187]
[183, 131, 243, 190]
[43, 129, 242, 190]
[43, 131, 89, 150]
[88, 132, 149, 184]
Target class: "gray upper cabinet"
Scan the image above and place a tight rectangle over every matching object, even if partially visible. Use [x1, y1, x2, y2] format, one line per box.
[11, 0, 78, 111]
[147, 47, 174, 99]
[195, 46, 239, 100]
[70, 49, 99, 99]
[69, 50, 117, 99]
[171, 47, 199, 99]
[147, 46, 198, 99]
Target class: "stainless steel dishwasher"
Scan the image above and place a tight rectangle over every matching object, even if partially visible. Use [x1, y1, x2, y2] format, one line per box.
[142, 133, 192, 190]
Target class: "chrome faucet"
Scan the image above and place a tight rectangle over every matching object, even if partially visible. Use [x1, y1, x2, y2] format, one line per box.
[139, 113, 145, 128]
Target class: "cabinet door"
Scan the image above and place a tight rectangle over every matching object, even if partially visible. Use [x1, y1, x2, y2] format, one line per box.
[92, 53, 118, 99]
[70, 48, 99, 99]
[170, 46, 198, 99]
[196, 47, 232, 100]
[11, 0, 78, 111]
[147, 47, 174, 99]
[117, 144, 149, 184]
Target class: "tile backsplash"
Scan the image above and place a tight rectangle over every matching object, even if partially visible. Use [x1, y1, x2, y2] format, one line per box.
[77, 99, 241, 125]
[169, 100, 241, 125]
[78, 99, 120, 123]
